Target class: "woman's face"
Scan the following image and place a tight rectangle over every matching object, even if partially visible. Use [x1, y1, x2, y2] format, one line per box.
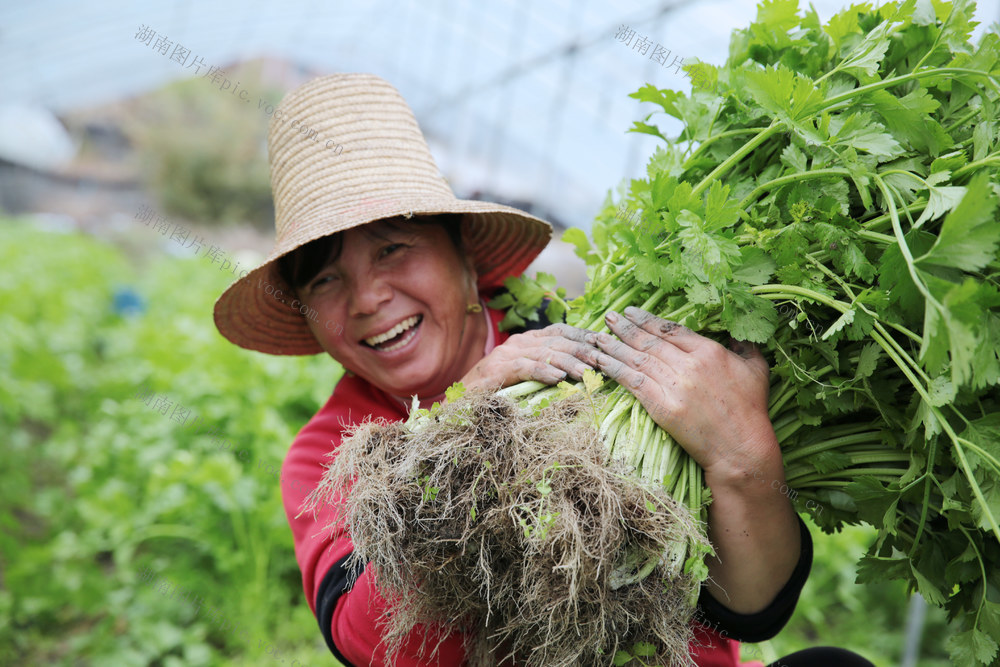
[299, 220, 487, 398]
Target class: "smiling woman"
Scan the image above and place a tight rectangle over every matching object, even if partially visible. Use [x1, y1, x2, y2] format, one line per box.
[209, 73, 871, 667]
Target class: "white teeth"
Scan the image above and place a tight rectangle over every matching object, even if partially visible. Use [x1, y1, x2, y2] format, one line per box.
[378, 324, 419, 352]
[364, 315, 421, 347]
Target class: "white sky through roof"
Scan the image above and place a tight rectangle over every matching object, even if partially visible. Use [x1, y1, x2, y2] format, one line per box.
[1, 0, 996, 228]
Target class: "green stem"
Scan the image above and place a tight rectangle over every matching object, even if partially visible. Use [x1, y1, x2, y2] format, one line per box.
[871, 320, 931, 385]
[660, 434, 679, 489]
[497, 381, 548, 400]
[956, 436, 1000, 476]
[822, 68, 1000, 112]
[957, 526, 990, 623]
[953, 155, 1000, 180]
[738, 168, 852, 210]
[588, 263, 633, 296]
[788, 477, 901, 488]
[781, 432, 885, 464]
[691, 124, 784, 199]
[789, 467, 909, 485]
[911, 438, 936, 556]
[544, 290, 571, 313]
[786, 452, 910, 478]
[943, 106, 986, 133]
[870, 175, 948, 368]
[774, 418, 807, 445]
[861, 199, 928, 233]
[684, 128, 771, 166]
[869, 325, 1000, 545]
[767, 384, 798, 421]
[802, 254, 924, 346]
[751, 284, 847, 312]
[856, 229, 898, 245]
[635, 408, 656, 470]
[909, 16, 944, 73]
[583, 283, 648, 331]
[638, 287, 670, 316]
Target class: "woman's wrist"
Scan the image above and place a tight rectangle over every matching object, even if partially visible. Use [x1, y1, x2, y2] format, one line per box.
[700, 418, 783, 486]
[703, 437, 801, 613]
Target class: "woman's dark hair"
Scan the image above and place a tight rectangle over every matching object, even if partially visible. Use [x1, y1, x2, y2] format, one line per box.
[277, 213, 465, 292]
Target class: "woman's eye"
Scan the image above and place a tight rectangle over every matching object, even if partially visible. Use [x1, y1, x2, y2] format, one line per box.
[383, 243, 405, 256]
[310, 273, 339, 291]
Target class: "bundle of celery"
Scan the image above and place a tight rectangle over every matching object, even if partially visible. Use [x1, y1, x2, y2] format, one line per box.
[315, 388, 711, 667]
[492, 1, 1000, 664]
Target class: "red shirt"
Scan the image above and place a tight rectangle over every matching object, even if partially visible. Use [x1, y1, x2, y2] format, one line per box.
[280, 306, 764, 667]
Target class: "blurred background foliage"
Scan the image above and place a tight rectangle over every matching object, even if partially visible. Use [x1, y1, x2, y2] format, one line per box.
[0, 220, 950, 665]
[0, 221, 342, 665]
[123, 63, 277, 230]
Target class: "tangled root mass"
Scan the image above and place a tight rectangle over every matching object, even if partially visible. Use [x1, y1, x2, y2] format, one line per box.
[307, 391, 709, 667]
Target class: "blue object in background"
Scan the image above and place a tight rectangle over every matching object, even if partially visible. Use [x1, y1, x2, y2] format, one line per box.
[112, 286, 145, 316]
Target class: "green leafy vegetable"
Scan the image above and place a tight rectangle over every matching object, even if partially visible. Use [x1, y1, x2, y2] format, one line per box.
[495, 1, 1000, 663]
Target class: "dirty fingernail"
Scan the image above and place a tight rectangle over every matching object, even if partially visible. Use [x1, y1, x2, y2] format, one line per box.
[606, 310, 619, 324]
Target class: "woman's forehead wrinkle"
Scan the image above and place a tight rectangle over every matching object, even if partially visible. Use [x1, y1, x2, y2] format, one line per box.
[359, 221, 406, 242]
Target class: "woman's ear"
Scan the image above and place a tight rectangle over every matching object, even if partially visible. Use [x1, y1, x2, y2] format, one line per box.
[465, 259, 480, 299]
[458, 236, 479, 296]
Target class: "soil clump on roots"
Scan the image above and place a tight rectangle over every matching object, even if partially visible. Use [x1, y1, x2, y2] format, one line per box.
[307, 390, 709, 667]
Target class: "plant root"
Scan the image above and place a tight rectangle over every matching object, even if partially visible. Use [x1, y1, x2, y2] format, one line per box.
[307, 390, 709, 667]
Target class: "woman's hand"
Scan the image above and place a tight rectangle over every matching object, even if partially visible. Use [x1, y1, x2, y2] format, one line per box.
[587, 306, 777, 477]
[590, 306, 801, 614]
[461, 323, 601, 392]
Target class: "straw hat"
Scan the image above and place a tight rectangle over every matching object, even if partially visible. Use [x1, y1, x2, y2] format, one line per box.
[213, 73, 552, 356]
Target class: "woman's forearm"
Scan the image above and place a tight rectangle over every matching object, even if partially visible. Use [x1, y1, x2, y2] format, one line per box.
[702, 439, 801, 614]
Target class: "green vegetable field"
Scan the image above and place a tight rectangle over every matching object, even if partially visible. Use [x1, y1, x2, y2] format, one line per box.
[0, 223, 342, 665]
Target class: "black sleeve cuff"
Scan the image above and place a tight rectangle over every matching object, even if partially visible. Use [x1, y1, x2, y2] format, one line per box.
[694, 514, 813, 643]
[315, 552, 366, 667]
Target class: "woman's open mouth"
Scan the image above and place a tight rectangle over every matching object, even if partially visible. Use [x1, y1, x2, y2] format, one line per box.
[362, 315, 423, 352]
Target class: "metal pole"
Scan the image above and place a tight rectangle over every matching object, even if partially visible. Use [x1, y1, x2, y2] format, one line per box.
[900, 593, 927, 667]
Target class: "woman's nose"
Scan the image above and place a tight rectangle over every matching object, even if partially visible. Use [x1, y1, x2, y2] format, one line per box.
[348, 275, 393, 316]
